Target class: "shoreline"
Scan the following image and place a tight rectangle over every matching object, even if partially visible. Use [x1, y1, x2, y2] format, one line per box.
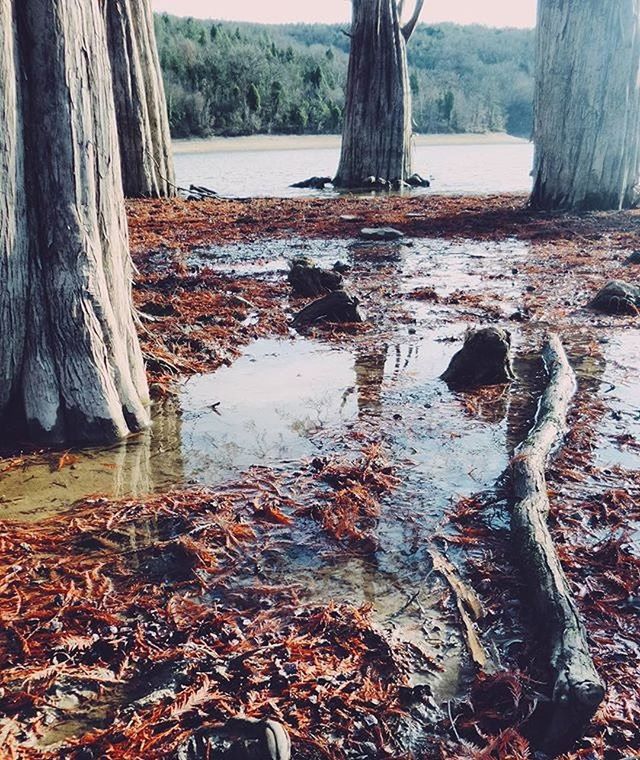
[172, 132, 529, 155]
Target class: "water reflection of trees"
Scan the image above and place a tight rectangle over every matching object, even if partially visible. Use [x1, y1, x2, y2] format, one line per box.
[1, 400, 185, 520]
[350, 240, 409, 416]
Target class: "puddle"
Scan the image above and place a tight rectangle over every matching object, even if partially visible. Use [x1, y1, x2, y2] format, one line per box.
[0, 338, 359, 521]
[1, 324, 518, 522]
[592, 333, 640, 472]
[189, 237, 353, 277]
[295, 556, 464, 701]
[2, 236, 561, 734]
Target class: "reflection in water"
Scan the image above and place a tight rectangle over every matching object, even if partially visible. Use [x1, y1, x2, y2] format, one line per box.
[504, 354, 545, 452]
[355, 346, 388, 413]
[0, 410, 184, 522]
[180, 338, 358, 476]
[0, 339, 359, 521]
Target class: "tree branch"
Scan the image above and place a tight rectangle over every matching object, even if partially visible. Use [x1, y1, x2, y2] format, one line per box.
[402, 0, 425, 41]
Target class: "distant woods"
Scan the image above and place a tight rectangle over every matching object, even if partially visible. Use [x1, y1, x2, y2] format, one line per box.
[154, 14, 534, 139]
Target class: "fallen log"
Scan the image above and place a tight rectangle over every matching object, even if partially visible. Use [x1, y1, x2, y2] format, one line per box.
[510, 334, 604, 754]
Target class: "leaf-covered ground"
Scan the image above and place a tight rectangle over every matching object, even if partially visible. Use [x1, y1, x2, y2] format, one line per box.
[1, 194, 639, 758]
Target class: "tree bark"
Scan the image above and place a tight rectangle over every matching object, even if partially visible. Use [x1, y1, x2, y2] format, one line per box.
[334, 0, 423, 188]
[0, 0, 28, 417]
[0, 0, 151, 446]
[531, 0, 640, 210]
[105, 0, 176, 198]
[510, 335, 604, 753]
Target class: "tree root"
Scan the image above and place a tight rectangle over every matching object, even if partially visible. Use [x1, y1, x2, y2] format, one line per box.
[510, 334, 604, 755]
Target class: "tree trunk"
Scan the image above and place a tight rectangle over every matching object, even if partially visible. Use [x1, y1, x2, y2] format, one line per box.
[105, 0, 176, 198]
[0, 0, 150, 446]
[334, 0, 424, 188]
[0, 0, 28, 418]
[531, 0, 640, 210]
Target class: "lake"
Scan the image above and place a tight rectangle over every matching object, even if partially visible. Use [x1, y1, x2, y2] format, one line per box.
[173, 133, 534, 198]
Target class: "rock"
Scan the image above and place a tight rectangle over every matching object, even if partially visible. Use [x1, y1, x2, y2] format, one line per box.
[288, 256, 343, 297]
[290, 176, 332, 189]
[625, 250, 640, 264]
[407, 172, 431, 188]
[441, 327, 515, 388]
[333, 260, 351, 273]
[359, 227, 404, 241]
[590, 280, 640, 315]
[292, 289, 364, 326]
[176, 718, 290, 760]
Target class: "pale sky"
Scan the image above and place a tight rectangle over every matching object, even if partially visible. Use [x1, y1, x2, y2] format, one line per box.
[151, 0, 536, 29]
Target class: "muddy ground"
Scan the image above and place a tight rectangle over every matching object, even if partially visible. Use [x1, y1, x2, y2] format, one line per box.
[0, 194, 638, 759]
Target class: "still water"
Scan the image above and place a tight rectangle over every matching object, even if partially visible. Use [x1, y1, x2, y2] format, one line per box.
[173, 134, 534, 198]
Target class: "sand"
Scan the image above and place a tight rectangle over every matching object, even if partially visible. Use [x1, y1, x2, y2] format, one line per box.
[172, 132, 529, 155]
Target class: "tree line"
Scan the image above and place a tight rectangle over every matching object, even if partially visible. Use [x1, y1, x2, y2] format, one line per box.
[154, 14, 534, 139]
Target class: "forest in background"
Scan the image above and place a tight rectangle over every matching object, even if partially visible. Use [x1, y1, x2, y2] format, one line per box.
[154, 14, 534, 139]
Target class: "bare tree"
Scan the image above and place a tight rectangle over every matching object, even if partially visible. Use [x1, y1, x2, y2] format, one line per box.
[0, 0, 150, 445]
[532, 0, 640, 210]
[106, 0, 176, 198]
[334, 0, 425, 188]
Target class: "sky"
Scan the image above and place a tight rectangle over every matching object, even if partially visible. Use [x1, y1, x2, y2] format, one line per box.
[151, 0, 537, 29]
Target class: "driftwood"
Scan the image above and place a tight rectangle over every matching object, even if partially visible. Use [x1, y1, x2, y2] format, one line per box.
[186, 184, 218, 200]
[429, 548, 491, 671]
[441, 327, 515, 388]
[510, 334, 604, 754]
[292, 289, 363, 326]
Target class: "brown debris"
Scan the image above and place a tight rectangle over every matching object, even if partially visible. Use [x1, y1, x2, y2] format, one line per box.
[0, 483, 409, 758]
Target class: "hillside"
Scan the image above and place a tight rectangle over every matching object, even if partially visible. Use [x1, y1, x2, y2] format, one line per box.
[154, 14, 534, 139]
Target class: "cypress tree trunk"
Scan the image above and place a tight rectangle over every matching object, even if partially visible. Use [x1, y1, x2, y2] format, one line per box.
[106, 0, 176, 198]
[334, 0, 424, 188]
[0, 0, 28, 419]
[532, 0, 640, 211]
[0, 0, 150, 446]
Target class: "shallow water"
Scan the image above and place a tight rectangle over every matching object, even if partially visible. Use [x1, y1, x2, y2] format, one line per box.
[174, 137, 533, 198]
[7, 234, 638, 726]
[593, 332, 640, 472]
[0, 338, 358, 520]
